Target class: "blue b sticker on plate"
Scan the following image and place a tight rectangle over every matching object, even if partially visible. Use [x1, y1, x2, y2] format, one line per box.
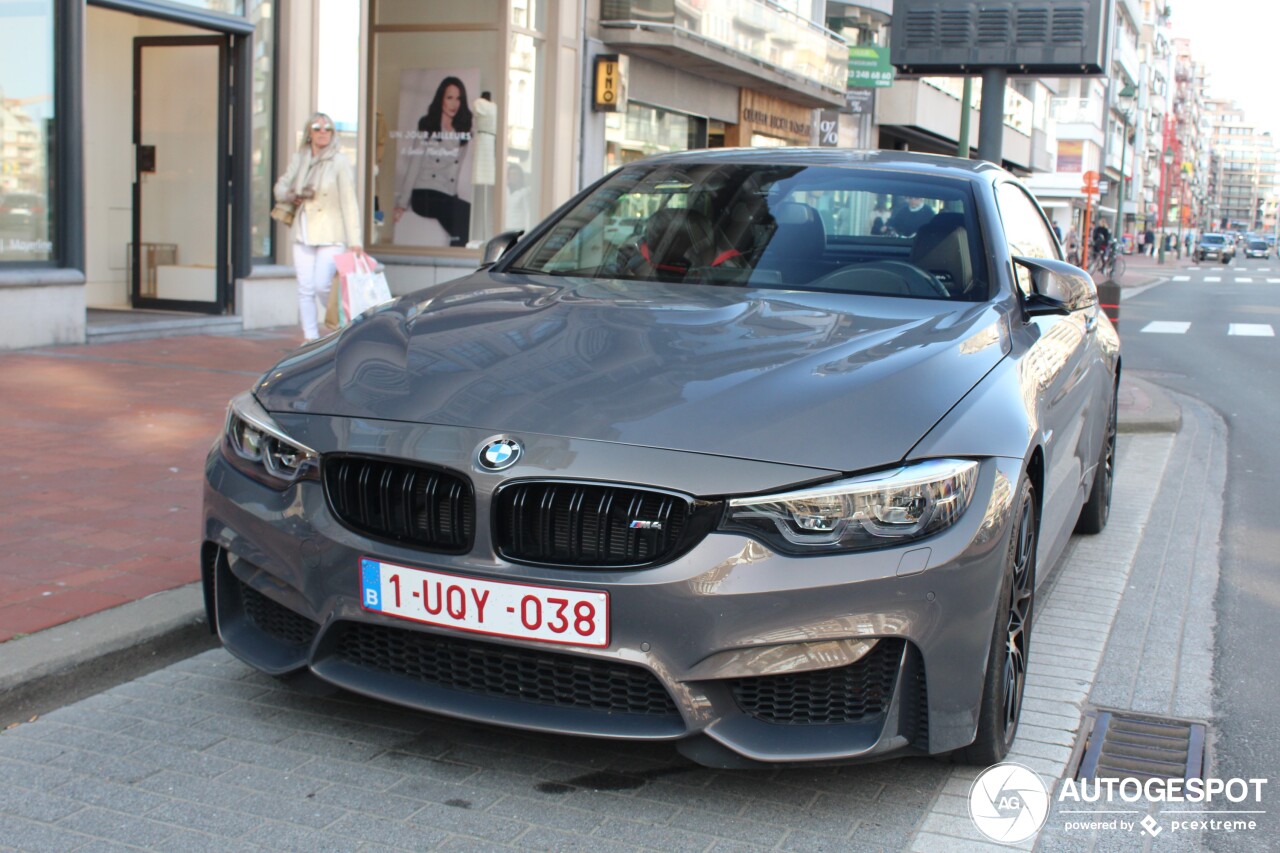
[361, 559, 382, 610]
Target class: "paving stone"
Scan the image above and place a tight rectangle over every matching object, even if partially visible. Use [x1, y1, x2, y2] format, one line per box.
[143, 797, 265, 840]
[507, 826, 640, 853]
[57, 807, 178, 847]
[484, 794, 604, 835]
[0, 781, 84, 823]
[0, 814, 94, 853]
[325, 812, 450, 852]
[307, 782, 427, 821]
[291, 756, 406, 792]
[405, 801, 526, 843]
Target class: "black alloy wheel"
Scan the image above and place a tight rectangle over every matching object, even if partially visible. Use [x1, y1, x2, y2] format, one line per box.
[1001, 492, 1036, 748]
[956, 476, 1037, 765]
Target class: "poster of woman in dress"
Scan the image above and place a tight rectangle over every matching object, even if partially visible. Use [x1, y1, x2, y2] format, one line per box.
[392, 68, 480, 248]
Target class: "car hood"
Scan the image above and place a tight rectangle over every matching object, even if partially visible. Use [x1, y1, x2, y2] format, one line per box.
[255, 274, 1010, 471]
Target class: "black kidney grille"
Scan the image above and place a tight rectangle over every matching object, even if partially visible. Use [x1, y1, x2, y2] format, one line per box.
[496, 482, 691, 567]
[239, 579, 318, 648]
[729, 639, 904, 725]
[332, 621, 679, 717]
[324, 456, 474, 552]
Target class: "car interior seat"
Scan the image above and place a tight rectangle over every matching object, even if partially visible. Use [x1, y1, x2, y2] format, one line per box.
[757, 201, 827, 282]
[639, 208, 743, 279]
[908, 212, 973, 297]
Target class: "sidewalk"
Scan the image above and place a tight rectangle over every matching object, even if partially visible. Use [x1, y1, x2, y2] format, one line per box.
[0, 327, 307, 645]
[0, 323, 1184, 707]
[1091, 247, 1197, 289]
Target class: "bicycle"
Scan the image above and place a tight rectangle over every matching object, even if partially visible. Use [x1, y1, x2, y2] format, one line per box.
[1088, 240, 1125, 279]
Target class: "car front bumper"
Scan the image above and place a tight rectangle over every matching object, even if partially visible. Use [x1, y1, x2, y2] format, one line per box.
[202, 417, 1024, 767]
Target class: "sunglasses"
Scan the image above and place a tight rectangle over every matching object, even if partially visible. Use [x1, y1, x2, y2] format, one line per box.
[310, 124, 333, 132]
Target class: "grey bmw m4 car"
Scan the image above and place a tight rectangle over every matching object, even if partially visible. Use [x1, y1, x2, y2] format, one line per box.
[203, 150, 1119, 768]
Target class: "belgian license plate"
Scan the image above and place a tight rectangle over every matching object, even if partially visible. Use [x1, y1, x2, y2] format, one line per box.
[359, 558, 609, 648]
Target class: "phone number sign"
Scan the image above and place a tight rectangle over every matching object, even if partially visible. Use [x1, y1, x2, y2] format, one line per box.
[848, 45, 895, 89]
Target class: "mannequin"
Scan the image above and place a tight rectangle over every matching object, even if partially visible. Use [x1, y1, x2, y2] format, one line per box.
[471, 91, 497, 242]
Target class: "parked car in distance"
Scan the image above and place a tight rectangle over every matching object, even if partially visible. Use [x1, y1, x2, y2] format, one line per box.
[1197, 233, 1234, 263]
[0, 192, 44, 238]
[203, 149, 1120, 769]
[1244, 239, 1270, 259]
[602, 216, 644, 244]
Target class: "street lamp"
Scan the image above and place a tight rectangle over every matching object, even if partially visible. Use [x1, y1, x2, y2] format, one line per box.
[1158, 148, 1175, 265]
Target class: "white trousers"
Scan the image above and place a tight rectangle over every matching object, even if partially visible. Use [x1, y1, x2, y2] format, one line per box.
[292, 243, 343, 340]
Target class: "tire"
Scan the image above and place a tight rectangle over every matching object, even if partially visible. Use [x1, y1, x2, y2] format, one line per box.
[956, 476, 1037, 766]
[1075, 387, 1118, 534]
[1111, 256, 1125, 278]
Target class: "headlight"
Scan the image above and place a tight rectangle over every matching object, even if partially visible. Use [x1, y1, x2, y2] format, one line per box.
[720, 459, 979, 554]
[221, 391, 318, 488]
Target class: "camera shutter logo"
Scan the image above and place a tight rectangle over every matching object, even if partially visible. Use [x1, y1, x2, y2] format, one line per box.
[968, 762, 1050, 844]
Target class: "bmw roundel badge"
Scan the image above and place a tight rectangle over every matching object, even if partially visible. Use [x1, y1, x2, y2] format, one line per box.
[478, 438, 522, 471]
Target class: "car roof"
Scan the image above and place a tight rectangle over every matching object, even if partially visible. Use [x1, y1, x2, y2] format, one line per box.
[629, 147, 1006, 185]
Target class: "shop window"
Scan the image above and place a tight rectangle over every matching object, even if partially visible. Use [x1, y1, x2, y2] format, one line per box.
[605, 103, 706, 171]
[249, 0, 276, 261]
[369, 0, 546, 252]
[505, 31, 542, 234]
[370, 30, 501, 251]
[0, 0, 55, 263]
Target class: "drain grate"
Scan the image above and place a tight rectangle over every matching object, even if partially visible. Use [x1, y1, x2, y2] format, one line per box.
[1075, 710, 1206, 781]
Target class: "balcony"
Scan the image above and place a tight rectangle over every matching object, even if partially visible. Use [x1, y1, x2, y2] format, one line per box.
[601, 0, 849, 108]
[877, 80, 1031, 170]
[600, 0, 846, 108]
[1049, 97, 1102, 127]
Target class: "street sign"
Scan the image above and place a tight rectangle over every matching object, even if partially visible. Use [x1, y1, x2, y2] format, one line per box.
[1097, 179, 1110, 195]
[1082, 170, 1100, 196]
[847, 46, 895, 89]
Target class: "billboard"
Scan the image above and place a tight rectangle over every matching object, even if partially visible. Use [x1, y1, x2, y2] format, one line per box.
[890, 0, 1109, 75]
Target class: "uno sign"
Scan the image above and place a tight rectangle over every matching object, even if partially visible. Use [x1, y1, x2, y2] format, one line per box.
[593, 54, 628, 113]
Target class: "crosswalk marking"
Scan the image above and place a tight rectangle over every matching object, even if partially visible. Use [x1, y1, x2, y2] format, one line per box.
[1172, 275, 1190, 281]
[1228, 324, 1275, 337]
[1188, 266, 1201, 270]
[1204, 276, 1221, 282]
[1235, 277, 1254, 283]
[1269, 279, 1280, 284]
[1141, 321, 1191, 334]
[1260, 268, 1273, 272]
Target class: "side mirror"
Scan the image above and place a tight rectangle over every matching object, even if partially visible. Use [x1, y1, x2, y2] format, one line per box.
[479, 230, 524, 268]
[1012, 255, 1098, 316]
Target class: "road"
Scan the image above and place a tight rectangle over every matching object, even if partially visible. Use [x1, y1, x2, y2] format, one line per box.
[1118, 252, 1280, 846]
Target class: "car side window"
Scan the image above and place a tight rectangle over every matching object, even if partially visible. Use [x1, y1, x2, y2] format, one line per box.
[995, 183, 1060, 297]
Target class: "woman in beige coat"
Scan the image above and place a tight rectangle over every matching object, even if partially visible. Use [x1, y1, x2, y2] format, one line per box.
[274, 112, 363, 340]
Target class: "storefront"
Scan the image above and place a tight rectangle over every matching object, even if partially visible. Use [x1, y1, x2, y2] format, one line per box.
[587, 0, 845, 182]
[0, 0, 281, 349]
[727, 90, 815, 148]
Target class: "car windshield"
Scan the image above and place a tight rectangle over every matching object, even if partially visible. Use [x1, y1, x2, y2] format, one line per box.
[1249, 241, 1267, 249]
[508, 162, 989, 301]
[1202, 235, 1225, 244]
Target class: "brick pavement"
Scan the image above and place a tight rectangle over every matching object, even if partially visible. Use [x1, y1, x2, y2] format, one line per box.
[0, 329, 307, 642]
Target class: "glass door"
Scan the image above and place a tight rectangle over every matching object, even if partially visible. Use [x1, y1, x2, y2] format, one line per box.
[132, 36, 227, 313]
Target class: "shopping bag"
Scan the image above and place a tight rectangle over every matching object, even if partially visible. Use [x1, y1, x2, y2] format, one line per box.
[324, 271, 342, 329]
[332, 252, 391, 326]
[345, 254, 393, 317]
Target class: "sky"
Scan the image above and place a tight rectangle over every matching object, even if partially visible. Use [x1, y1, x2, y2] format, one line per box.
[1170, 0, 1279, 137]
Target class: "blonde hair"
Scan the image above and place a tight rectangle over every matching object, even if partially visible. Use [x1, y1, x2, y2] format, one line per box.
[300, 112, 339, 151]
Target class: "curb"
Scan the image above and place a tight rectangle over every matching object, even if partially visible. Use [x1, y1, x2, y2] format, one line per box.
[1117, 373, 1182, 434]
[0, 583, 211, 725]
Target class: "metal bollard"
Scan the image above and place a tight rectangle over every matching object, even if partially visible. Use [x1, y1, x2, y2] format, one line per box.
[1097, 280, 1121, 327]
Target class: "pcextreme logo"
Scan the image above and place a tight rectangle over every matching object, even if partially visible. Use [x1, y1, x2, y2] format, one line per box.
[968, 762, 1051, 843]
